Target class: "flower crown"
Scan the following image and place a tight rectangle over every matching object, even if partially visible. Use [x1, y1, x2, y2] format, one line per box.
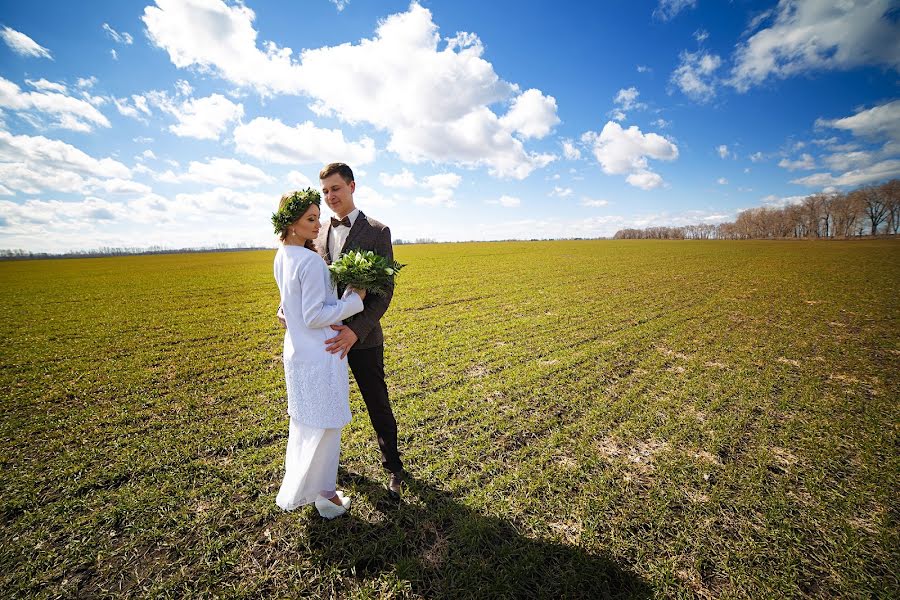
[271, 188, 321, 235]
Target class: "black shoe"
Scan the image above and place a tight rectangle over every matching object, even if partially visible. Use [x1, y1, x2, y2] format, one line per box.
[387, 471, 405, 499]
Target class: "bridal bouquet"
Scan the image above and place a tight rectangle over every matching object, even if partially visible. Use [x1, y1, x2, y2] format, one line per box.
[329, 250, 404, 296]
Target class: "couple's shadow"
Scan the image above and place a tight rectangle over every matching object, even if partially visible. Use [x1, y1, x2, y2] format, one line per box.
[304, 470, 651, 599]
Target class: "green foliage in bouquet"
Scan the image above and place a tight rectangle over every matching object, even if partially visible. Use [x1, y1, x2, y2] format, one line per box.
[329, 250, 404, 296]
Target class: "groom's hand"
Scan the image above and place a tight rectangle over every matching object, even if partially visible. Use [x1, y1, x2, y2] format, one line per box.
[276, 306, 286, 328]
[325, 324, 358, 358]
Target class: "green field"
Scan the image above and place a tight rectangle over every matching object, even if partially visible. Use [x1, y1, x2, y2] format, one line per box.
[1, 240, 898, 598]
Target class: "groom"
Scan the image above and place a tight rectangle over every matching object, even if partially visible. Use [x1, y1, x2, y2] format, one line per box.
[316, 162, 405, 498]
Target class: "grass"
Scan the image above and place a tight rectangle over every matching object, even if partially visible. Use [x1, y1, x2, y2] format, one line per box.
[1, 239, 898, 598]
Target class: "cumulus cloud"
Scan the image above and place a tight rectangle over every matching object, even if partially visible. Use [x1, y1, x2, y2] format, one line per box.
[286, 170, 314, 189]
[581, 198, 609, 207]
[330, 0, 350, 12]
[717, 177, 728, 185]
[671, 50, 722, 102]
[141, 1, 557, 179]
[653, 0, 697, 21]
[730, 0, 900, 92]
[610, 86, 647, 121]
[0, 130, 131, 196]
[176, 158, 274, 188]
[778, 153, 816, 171]
[234, 117, 376, 166]
[0, 76, 110, 131]
[1, 26, 52, 59]
[749, 151, 764, 162]
[379, 168, 417, 188]
[498, 88, 560, 139]
[144, 92, 243, 140]
[581, 121, 678, 189]
[717, 144, 731, 159]
[415, 172, 461, 207]
[550, 186, 573, 198]
[562, 139, 582, 160]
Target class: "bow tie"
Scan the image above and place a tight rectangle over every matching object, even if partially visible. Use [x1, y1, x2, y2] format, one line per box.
[331, 216, 351, 228]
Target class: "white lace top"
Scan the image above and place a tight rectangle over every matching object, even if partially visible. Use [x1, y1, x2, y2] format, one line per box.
[274, 245, 364, 428]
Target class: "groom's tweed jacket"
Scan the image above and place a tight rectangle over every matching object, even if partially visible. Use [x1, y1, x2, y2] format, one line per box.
[315, 211, 394, 350]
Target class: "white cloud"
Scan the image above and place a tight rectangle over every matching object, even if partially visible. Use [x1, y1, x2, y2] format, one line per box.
[140, 149, 157, 160]
[671, 50, 722, 102]
[184, 158, 273, 187]
[110, 49, 119, 61]
[582, 121, 678, 189]
[653, 0, 697, 21]
[730, 0, 900, 92]
[717, 144, 730, 159]
[330, 0, 350, 12]
[778, 153, 816, 171]
[102, 23, 133, 45]
[550, 186, 573, 198]
[175, 79, 193, 97]
[637, 65, 651, 73]
[790, 159, 900, 188]
[626, 171, 664, 190]
[487, 195, 520, 208]
[142, 2, 556, 179]
[1, 26, 52, 59]
[562, 139, 582, 160]
[614, 87, 645, 112]
[694, 29, 709, 43]
[147, 92, 243, 140]
[76, 77, 98, 89]
[581, 198, 609, 207]
[749, 151, 764, 162]
[717, 177, 728, 185]
[0, 130, 131, 196]
[233, 117, 376, 166]
[654, 118, 670, 128]
[379, 168, 417, 188]
[26, 79, 66, 94]
[354, 184, 395, 209]
[286, 170, 314, 189]
[498, 88, 560, 139]
[816, 100, 900, 143]
[0, 76, 110, 131]
[415, 172, 461, 207]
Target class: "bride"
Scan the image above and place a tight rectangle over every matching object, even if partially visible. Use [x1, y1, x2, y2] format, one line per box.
[271, 189, 365, 519]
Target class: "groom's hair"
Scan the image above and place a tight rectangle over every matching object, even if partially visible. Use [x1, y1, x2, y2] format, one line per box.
[319, 163, 354, 184]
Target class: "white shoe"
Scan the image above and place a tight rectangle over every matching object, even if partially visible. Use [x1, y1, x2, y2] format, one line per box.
[335, 490, 351, 510]
[315, 494, 348, 519]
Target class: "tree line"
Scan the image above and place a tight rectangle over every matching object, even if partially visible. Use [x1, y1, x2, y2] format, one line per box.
[614, 179, 900, 240]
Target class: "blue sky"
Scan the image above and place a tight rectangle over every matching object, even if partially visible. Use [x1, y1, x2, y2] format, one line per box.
[1, 0, 897, 252]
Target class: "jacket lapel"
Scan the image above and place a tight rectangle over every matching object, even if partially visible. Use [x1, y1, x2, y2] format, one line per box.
[339, 211, 367, 255]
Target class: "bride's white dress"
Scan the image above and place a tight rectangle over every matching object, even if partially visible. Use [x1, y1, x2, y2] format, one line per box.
[273, 245, 363, 510]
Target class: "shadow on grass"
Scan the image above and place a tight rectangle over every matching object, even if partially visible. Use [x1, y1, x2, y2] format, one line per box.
[305, 470, 651, 599]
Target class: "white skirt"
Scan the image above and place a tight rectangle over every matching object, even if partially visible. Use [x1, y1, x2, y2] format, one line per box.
[275, 417, 342, 511]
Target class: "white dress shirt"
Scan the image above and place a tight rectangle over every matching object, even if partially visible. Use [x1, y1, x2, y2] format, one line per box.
[329, 208, 359, 258]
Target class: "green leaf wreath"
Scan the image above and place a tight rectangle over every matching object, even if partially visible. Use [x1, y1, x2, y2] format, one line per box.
[329, 250, 404, 296]
[271, 188, 321, 235]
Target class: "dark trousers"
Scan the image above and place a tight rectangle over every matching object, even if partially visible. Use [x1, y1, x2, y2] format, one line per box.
[348, 345, 403, 473]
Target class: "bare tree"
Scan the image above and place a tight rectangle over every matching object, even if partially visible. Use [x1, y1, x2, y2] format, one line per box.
[861, 185, 888, 235]
[881, 179, 900, 235]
